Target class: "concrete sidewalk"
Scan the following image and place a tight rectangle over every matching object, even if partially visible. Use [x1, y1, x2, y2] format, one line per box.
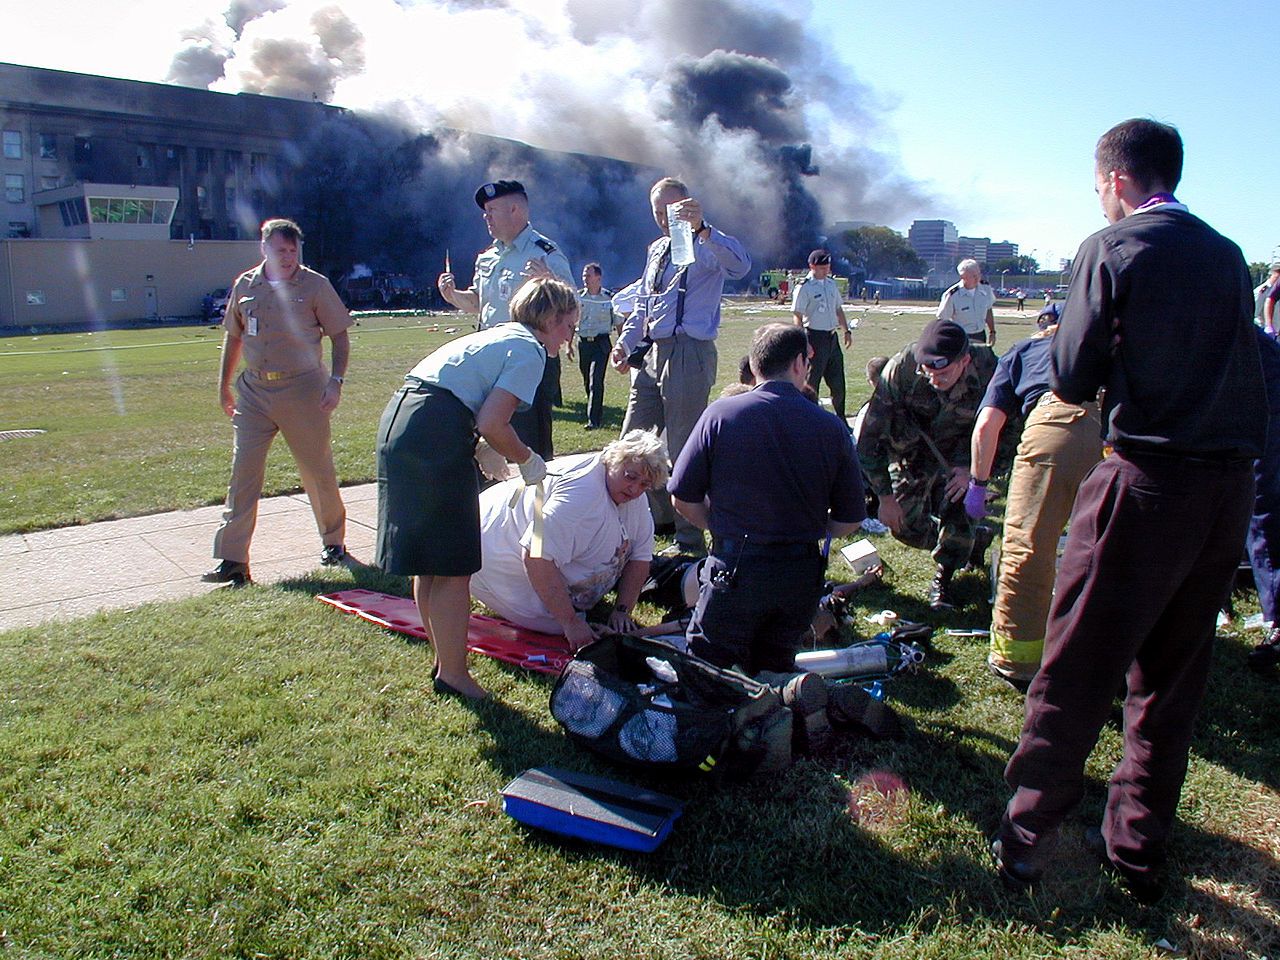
[3, 483, 379, 632]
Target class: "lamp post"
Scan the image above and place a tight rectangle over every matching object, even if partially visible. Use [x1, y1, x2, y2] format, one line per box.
[1000, 268, 1008, 294]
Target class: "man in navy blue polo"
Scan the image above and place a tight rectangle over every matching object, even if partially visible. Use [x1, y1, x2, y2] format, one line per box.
[668, 323, 865, 674]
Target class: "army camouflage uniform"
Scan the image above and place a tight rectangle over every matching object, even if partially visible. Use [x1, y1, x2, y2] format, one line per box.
[858, 341, 1001, 570]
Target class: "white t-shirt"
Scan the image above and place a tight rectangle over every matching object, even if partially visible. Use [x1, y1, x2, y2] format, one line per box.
[936, 282, 996, 336]
[470, 453, 656, 634]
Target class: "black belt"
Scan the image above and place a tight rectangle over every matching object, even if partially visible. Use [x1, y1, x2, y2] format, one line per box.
[712, 537, 820, 559]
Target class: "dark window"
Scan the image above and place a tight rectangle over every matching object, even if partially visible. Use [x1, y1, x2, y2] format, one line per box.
[3, 131, 22, 159]
[74, 137, 91, 163]
[39, 134, 56, 159]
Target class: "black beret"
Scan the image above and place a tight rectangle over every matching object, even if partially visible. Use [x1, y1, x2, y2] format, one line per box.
[808, 248, 831, 265]
[474, 179, 527, 208]
[916, 319, 970, 366]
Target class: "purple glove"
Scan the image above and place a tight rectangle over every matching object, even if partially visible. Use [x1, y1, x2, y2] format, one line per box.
[964, 479, 988, 519]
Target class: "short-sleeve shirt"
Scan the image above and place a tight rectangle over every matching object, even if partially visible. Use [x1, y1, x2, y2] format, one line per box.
[791, 274, 842, 331]
[473, 223, 574, 330]
[407, 322, 545, 415]
[936, 282, 996, 336]
[669, 380, 865, 541]
[979, 332, 1054, 418]
[469, 453, 655, 633]
[223, 262, 352, 375]
[577, 289, 616, 338]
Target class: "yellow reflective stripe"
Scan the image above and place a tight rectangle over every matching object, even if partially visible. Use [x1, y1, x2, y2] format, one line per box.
[989, 627, 1043, 665]
[698, 755, 717, 772]
[528, 480, 546, 559]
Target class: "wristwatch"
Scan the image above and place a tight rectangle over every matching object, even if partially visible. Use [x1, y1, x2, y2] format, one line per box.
[331, 375, 345, 384]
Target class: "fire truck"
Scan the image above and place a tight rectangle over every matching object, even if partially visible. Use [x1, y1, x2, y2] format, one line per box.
[758, 269, 849, 301]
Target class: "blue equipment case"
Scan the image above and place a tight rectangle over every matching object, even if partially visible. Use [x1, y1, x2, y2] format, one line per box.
[501, 766, 683, 853]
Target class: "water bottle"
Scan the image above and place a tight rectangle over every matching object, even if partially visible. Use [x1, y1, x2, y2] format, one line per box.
[667, 203, 696, 266]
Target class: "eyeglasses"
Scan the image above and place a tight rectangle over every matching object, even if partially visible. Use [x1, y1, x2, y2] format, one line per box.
[622, 469, 654, 491]
[917, 355, 954, 371]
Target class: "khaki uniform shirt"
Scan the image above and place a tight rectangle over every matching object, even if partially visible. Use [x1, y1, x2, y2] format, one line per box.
[474, 223, 573, 330]
[223, 263, 352, 375]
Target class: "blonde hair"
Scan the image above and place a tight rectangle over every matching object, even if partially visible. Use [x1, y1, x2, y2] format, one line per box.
[509, 278, 579, 333]
[602, 429, 670, 489]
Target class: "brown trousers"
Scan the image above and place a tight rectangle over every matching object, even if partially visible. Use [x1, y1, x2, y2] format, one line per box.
[988, 397, 1102, 681]
[999, 451, 1253, 883]
[212, 367, 346, 562]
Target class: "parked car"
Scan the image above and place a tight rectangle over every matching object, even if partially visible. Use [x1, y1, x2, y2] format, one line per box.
[204, 288, 230, 320]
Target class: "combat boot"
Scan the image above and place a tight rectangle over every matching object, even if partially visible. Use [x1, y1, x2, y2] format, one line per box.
[965, 523, 994, 571]
[928, 565, 956, 611]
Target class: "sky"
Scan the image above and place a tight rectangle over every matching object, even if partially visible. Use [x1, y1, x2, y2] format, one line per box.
[0, 0, 1274, 268]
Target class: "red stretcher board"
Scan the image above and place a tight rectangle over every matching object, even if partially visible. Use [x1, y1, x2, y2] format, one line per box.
[317, 588, 573, 676]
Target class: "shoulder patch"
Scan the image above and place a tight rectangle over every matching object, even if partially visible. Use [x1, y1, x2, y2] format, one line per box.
[946, 282, 962, 295]
[534, 237, 557, 254]
[602, 287, 614, 296]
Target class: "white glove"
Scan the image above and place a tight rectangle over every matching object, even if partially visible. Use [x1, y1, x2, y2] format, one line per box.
[518, 450, 547, 484]
[474, 439, 510, 481]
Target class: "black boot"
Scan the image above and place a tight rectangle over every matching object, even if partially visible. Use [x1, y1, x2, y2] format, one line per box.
[928, 565, 956, 611]
[1248, 626, 1280, 676]
[965, 523, 994, 571]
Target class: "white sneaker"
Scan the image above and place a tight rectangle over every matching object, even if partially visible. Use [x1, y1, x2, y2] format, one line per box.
[862, 518, 890, 535]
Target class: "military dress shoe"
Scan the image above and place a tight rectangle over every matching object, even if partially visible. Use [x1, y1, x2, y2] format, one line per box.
[201, 560, 250, 586]
[928, 566, 957, 611]
[320, 544, 349, 566]
[1247, 627, 1280, 675]
[990, 837, 1041, 892]
[1084, 826, 1165, 905]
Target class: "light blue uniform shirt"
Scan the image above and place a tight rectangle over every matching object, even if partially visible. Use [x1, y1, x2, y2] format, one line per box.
[407, 323, 546, 415]
[474, 223, 574, 330]
[577, 289, 616, 338]
[791, 273, 842, 331]
[616, 226, 751, 352]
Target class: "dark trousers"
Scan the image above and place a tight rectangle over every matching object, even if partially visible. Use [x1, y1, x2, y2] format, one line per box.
[1248, 415, 1280, 623]
[578, 334, 611, 428]
[687, 543, 825, 675]
[805, 329, 846, 420]
[510, 357, 558, 459]
[999, 452, 1254, 882]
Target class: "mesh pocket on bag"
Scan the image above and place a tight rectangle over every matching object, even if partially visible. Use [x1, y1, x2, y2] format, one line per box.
[551, 662, 625, 739]
[618, 709, 679, 762]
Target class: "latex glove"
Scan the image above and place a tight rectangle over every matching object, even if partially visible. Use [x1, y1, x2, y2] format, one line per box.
[518, 450, 547, 484]
[964, 479, 988, 519]
[474, 439, 510, 481]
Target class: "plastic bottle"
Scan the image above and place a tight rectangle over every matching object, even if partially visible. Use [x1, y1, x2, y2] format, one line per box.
[667, 203, 696, 266]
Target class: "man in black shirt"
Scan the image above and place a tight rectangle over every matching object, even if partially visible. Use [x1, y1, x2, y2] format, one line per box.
[992, 119, 1265, 902]
[668, 323, 865, 675]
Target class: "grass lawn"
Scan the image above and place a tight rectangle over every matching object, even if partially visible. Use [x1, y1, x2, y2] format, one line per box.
[1, 304, 1277, 958]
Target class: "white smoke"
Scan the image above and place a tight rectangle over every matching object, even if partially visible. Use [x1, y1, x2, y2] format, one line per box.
[165, 0, 928, 256]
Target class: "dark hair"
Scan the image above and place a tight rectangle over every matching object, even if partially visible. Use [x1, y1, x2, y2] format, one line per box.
[750, 323, 808, 379]
[260, 218, 303, 243]
[1095, 118, 1183, 194]
[737, 354, 756, 385]
[583, 262, 602, 276]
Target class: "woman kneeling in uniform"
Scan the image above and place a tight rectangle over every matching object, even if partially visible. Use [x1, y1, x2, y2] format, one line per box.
[376, 278, 579, 701]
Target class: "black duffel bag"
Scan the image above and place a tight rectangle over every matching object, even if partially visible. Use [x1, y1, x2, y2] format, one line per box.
[550, 633, 792, 780]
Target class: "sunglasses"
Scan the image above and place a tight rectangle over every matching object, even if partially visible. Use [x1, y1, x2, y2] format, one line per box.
[917, 355, 954, 371]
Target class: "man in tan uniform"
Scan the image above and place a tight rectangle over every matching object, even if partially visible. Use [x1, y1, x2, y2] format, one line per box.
[202, 218, 353, 586]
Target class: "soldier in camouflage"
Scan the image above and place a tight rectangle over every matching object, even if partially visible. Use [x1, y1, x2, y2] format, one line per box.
[858, 319, 999, 609]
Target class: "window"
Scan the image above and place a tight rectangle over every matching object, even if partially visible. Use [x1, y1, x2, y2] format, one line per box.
[136, 148, 150, 169]
[196, 184, 209, 216]
[40, 176, 60, 191]
[7, 221, 30, 238]
[152, 199, 175, 224]
[39, 134, 56, 159]
[110, 288, 127, 302]
[74, 137, 91, 163]
[88, 197, 108, 222]
[3, 131, 21, 159]
[225, 151, 239, 173]
[5, 174, 24, 203]
[26, 291, 45, 306]
[196, 148, 212, 173]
